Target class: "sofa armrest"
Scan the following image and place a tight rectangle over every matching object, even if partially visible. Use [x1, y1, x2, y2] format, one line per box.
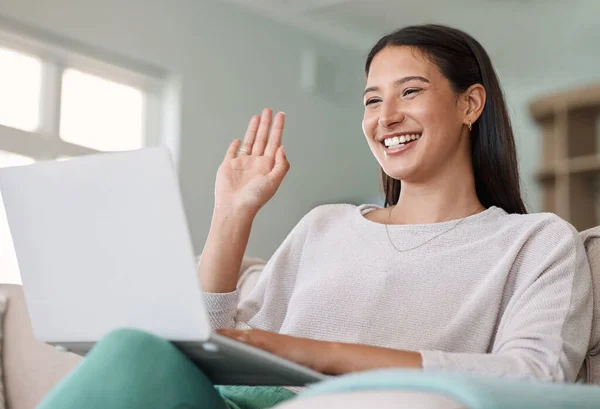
[238, 263, 264, 301]
[1, 284, 82, 409]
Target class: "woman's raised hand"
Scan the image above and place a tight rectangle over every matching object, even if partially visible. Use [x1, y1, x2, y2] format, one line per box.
[214, 108, 290, 216]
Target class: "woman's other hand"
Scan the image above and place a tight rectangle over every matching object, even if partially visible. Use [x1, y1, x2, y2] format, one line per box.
[217, 328, 423, 375]
[217, 328, 331, 374]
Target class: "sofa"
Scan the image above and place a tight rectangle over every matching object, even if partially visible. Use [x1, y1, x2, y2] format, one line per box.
[1, 226, 598, 409]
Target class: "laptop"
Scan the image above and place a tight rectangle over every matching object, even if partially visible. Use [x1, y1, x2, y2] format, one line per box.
[0, 146, 328, 386]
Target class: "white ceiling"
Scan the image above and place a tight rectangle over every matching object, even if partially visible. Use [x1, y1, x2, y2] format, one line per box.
[222, 0, 600, 83]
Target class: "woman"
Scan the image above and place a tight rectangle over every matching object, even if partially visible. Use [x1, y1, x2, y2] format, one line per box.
[39, 24, 592, 409]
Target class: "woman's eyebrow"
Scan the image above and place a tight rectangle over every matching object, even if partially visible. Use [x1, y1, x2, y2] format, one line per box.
[363, 76, 430, 97]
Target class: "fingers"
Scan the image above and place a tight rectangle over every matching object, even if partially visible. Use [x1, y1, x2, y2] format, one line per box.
[217, 329, 271, 351]
[224, 139, 241, 160]
[264, 112, 285, 157]
[252, 108, 272, 156]
[235, 109, 284, 159]
[241, 115, 260, 154]
[217, 329, 246, 340]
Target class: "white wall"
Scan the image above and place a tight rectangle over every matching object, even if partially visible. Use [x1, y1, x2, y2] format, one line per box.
[0, 0, 380, 259]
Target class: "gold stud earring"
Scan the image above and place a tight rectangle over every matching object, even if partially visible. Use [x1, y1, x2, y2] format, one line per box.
[468, 121, 472, 132]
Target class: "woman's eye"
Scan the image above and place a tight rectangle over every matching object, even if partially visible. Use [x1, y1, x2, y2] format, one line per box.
[365, 98, 381, 106]
[402, 88, 420, 97]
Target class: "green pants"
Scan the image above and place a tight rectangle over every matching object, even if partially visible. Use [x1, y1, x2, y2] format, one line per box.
[38, 329, 296, 409]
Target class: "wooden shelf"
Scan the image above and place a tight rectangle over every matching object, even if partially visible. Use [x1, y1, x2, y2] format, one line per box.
[536, 155, 600, 181]
[531, 84, 600, 231]
[530, 84, 600, 121]
[535, 167, 556, 182]
[568, 154, 600, 174]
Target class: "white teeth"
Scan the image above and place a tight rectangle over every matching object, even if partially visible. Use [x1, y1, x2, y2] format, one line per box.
[383, 134, 421, 147]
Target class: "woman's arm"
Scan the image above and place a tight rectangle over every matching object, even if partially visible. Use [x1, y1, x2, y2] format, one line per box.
[218, 329, 422, 374]
[198, 109, 292, 329]
[202, 207, 313, 330]
[198, 208, 256, 293]
[419, 219, 592, 382]
[323, 343, 423, 374]
[315, 343, 422, 374]
[199, 110, 288, 294]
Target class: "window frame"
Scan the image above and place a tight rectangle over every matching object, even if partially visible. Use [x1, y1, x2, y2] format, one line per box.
[0, 22, 170, 161]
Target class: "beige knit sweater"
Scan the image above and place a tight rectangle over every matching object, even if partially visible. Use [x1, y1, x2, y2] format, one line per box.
[205, 204, 593, 382]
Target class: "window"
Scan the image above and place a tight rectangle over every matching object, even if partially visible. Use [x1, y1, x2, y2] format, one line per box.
[60, 69, 145, 151]
[0, 47, 42, 132]
[0, 29, 171, 284]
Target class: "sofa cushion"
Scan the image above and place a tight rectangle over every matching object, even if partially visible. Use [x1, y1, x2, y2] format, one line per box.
[297, 369, 600, 409]
[238, 257, 266, 301]
[580, 226, 600, 385]
[0, 293, 7, 409]
[0, 284, 81, 409]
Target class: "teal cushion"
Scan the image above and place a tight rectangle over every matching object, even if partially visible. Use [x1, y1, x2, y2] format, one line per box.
[300, 369, 600, 409]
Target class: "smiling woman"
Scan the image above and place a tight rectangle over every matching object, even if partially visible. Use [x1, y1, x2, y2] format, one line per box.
[362, 27, 526, 218]
[38, 24, 593, 409]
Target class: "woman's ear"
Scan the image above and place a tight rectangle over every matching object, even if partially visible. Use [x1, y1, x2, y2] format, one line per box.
[461, 84, 486, 126]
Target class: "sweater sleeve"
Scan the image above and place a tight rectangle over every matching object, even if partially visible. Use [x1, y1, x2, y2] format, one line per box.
[203, 209, 313, 330]
[420, 218, 593, 382]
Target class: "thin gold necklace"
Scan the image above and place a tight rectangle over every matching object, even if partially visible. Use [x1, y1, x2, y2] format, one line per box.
[384, 206, 484, 253]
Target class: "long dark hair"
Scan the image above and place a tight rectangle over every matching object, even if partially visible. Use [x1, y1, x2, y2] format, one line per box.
[366, 24, 527, 214]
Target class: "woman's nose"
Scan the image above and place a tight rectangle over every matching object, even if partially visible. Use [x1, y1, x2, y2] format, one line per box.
[378, 101, 405, 128]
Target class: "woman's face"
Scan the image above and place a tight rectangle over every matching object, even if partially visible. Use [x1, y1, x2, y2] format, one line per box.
[362, 46, 470, 183]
